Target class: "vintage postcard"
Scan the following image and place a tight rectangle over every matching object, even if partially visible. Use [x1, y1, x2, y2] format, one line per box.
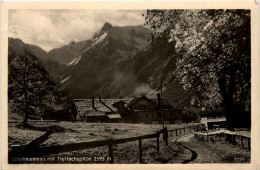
[1, 1, 259, 170]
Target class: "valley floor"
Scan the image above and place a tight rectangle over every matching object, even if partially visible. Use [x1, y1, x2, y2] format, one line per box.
[8, 120, 250, 164]
[8, 120, 195, 163]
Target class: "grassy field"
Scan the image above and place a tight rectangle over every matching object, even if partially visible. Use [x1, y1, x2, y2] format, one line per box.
[8, 119, 197, 164]
[8, 115, 250, 164]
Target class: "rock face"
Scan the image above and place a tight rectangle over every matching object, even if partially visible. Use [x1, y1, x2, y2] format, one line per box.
[93, 22, 113, 39]
[57, 23, 187, 103]
[47, 40, 93, 65]
[42, 23, 153, 79]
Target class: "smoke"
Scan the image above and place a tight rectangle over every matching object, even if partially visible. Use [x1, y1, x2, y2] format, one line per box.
[109, 71, 138, 97]
[134, 84, 154, 97]
[111, 72, 155, 97]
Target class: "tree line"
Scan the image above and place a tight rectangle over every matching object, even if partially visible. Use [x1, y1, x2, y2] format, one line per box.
[144, 9, 251, 130]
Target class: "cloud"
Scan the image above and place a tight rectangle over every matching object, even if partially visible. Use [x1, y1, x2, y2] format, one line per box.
[8, 10, 145, 51]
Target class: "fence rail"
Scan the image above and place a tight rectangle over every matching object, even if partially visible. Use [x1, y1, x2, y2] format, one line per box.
[167, 124, 204, 137]
[194, 130, 251, 150]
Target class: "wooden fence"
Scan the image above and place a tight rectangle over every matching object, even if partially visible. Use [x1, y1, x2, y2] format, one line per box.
[194, 130, 251, 150]
[167, 124, 204, 137]
[9, 128, 169, 164]
[9, 124, 204, 164]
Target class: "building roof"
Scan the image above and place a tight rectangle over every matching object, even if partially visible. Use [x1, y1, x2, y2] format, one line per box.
[73, 96, 175, 115]
[127, 96, 156, 107]
[100, 98, 133, 112]
[73, 99, 94, 116]
[73, 98, 133, 114]
[126, 96, 174, 109]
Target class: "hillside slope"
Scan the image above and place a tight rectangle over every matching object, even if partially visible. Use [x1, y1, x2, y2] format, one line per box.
[8, 38, 62, 117]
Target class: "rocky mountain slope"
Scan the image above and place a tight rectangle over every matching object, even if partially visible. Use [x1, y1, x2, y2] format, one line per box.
[57, 23, 151, 98]
[56, 23, 193, 109]
[47, 40, 93, 65]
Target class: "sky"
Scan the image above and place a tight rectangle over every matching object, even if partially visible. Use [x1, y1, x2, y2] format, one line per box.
[8, 10, 145, 51]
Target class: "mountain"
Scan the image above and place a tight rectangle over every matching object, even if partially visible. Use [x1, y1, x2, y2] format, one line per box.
[44, 22, 152, 79]
[56, 23, 193, 109]
[57, 23, 153, 98]
[8, 38, 48, 62]
[49, 23, 152, 65]
[93, 22, 113, 39]
[47, 40, 93, 65]
[8, 23, 195, 109]
[8, 38, 62, 117]
[8, 38, 65, 79]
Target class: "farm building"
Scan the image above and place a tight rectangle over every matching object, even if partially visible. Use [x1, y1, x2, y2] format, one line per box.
[71, 94, 183, 123]
[200, 112, 226, 130]
[200, 109, 251, 130]
[71, 97, 130, 122]
[126, 94, 182, 124]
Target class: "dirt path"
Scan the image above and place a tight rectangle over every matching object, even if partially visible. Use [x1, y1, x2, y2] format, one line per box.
[171, 133, 250, 163]
[175, 135, 197, 163]
[167, 133, 197, 164]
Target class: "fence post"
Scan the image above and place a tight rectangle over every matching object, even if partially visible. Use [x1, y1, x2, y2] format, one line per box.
[108, 143, 114, 164]
[139, 139, 142, 163]
[156, 132, 159, 152]
[164, 127, 168, 146]
[241, 136, 244, 147]
[248, 138, 250, 150]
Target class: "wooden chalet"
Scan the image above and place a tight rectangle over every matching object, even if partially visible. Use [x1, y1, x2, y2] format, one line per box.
[71, 94, 183, 124]
[126, 94, 182, 124]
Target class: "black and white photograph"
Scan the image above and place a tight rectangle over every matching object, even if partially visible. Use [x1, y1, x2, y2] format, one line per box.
[1, 1, 259, 169]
